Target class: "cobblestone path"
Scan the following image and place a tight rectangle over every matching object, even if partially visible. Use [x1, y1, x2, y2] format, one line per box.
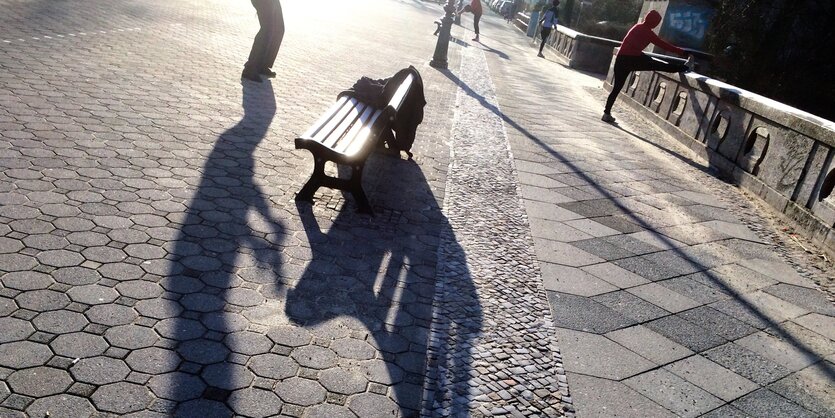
[422, 36, 566, 417]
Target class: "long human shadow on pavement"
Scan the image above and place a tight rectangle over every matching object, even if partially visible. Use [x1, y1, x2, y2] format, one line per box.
[288, 154, 482, 416]
[436, 68, 835, 382]
[165, 81, 286, 412]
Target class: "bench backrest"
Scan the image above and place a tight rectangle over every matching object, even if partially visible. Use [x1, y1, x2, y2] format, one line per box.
[299, 74, 415, 159]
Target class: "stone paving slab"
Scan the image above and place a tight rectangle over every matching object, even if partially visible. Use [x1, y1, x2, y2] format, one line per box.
[475, 10, 835, 418]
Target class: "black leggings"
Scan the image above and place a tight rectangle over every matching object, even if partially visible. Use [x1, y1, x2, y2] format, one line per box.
[539, 27, 552, 52]
[604, 54, 687, 113]
[473, 13, 481, 35]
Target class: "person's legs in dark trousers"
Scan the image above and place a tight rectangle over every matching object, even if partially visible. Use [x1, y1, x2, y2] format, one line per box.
[472, 13, 481, 40]
[538, 27, 552, 56]
[604, 55, 687, 117]
[261, 0, 285, 76]
[243, 0, 275, 81]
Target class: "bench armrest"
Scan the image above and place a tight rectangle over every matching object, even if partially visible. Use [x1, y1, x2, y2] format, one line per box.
[384, 74, 415, 116]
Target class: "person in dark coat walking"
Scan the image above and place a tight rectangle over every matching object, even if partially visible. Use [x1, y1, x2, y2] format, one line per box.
[242, 0, 285, 82]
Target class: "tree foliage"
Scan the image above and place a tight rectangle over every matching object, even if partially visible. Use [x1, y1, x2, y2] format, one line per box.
[705, 0, 835, 120]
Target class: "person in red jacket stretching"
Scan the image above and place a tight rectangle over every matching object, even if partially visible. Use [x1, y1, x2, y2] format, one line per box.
[602, 10, 694, 123]
[458, 0, 483, 42]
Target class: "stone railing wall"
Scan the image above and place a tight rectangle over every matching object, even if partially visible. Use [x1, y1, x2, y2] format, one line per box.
[514, 15, 621, 74]
[604, 48, 835, 255]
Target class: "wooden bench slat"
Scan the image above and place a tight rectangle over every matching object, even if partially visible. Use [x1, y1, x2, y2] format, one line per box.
[320, 102, 368, 150]
[331, 106, 378, 156]
[311, 98, 360, 142]
[337, 108, 384, 156]
[301, 96, 350, 139]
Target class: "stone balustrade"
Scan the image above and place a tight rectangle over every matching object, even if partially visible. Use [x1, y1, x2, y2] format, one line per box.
[604, 48, 835, 255]
[515, 14, 621, 74]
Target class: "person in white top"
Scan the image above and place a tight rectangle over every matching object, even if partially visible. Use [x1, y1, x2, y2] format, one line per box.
[538, 0, 560, 58]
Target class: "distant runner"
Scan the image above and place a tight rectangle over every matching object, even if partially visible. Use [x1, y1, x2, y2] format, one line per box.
[537, 0, 559, 58]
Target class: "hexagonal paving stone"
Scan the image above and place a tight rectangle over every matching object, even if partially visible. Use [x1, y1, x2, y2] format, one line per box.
[92, 216, 133, 230]
[154, 318, 205, 340]
[274, 377, 326, 407]
[0, 237, 24, 254]
[179, 339, 229, 364]
[201, 363, 254, 391]
[1, 271, 54, 291]
[66, 231, 110, 247]
[10, 219, 54, 234]
[228, 388, 284, 418]
[71, 356, 130, 385]
[0, 254, 37, 271]
[225, 288, 266, 307]
[148, 372, 206, 402]
[331, 338, 377, 360]
[360, 359, 405, 385]
[53, 266, 101, 286]
[33, 310, 88, 333]
[51, 332, 108, 358]
[7, 367, 73, 397]
[67, 284, 119, 305]
[306, 404, 359, 418]
[0, 317, 35, 343]
[136, 299, 183, 319]
[23, 234, 69, 251]
[39, 203, 81, 217]
[179, 293, 224, 313]
[0, 297, 16, 316]
[99, 262, 146, 281]
[26, 395, 96, 418]
[320, 368, 369, 395]
[0, 381, 8, 404]
[125, 347, 180, 374]
[15, 289, 69, 311]
[174, 399, 232, 418]
[115, 280, 163, 300]
[92, 382, 152, 414]
[82, 246, 127, 263]
[348, 393, 400, 418]
[105, 324, 159, 349]
[37, 249, 85, 267]
[109, 229, 151, 245]
[0, 341, 52, 368]
[290, 345, 337, 370]
[124, 243, 167, 260]
[202, 311, 248, 332]
[224, 331, 273, 356]
[85, 303, 138, 326]
[160, 276, 205, 294]
[248, 353, 299, 380]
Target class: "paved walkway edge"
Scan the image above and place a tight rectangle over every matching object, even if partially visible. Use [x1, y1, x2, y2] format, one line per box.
[421, 37, 572, 417]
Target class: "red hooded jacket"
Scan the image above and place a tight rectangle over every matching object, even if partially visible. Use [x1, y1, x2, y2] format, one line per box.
[618, 10, 684, 56]
[470, 0, 483, 15]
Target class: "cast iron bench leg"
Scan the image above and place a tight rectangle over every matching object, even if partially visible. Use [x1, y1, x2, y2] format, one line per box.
[295, 156, 325, 202]
[350, 164, 372, 214]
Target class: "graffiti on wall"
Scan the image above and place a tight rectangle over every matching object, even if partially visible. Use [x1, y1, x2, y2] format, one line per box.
[661, 4, 714, 49]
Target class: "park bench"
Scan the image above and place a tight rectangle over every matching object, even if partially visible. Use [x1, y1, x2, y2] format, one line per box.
[294, 74, 415, 214]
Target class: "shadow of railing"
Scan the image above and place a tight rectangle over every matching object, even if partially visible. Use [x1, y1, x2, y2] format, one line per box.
[436, 68, 835, 383]
[288, 153, 482, 416]
[165, 81, 288, 411]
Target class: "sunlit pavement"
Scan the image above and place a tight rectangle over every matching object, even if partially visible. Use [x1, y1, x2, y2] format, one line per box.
[1, 0, 834, 417]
